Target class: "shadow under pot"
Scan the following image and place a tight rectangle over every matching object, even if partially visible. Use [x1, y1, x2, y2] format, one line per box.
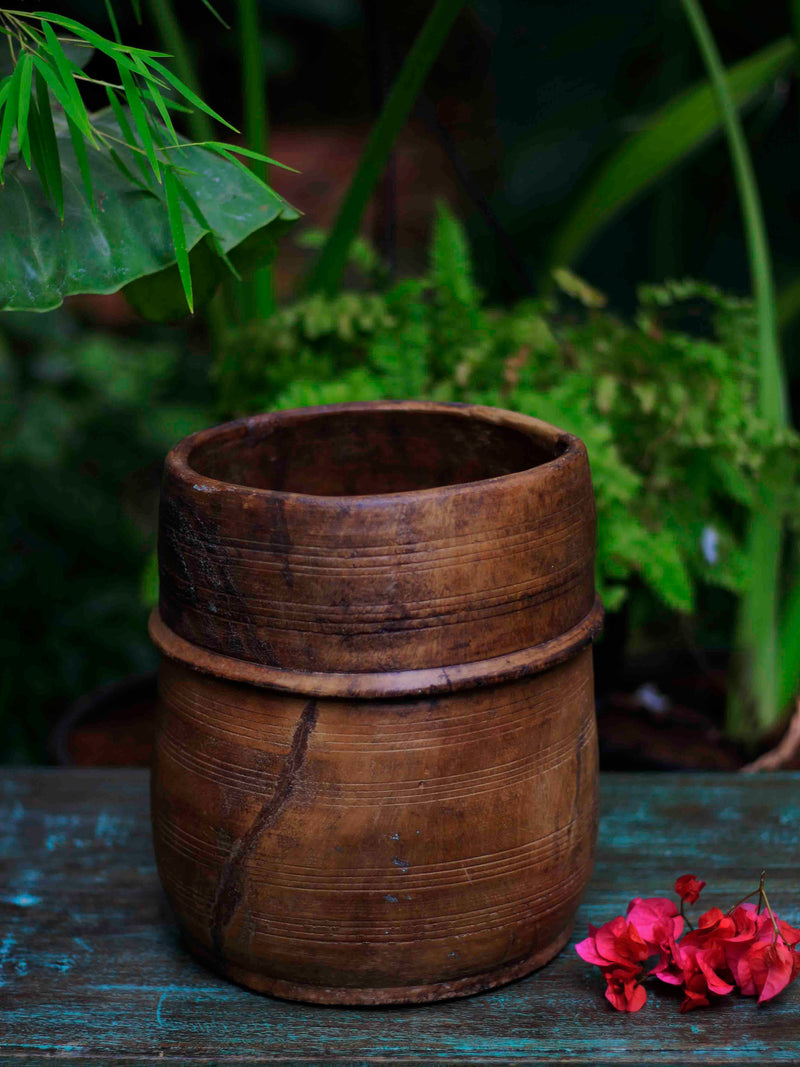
[150, 400, 603, 1005]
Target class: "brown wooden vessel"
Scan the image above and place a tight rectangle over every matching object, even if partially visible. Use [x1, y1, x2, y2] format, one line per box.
[150, 401, 602, 1005]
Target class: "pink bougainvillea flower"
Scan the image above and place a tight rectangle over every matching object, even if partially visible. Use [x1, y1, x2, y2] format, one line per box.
[604, 967, 647, 1012]
[626, 897, 683, 949]
[680, 972, 712, 1013]
[675, 874, 706, 905]
[576, 916, 651, 972]
[738, 941, 800, 1003]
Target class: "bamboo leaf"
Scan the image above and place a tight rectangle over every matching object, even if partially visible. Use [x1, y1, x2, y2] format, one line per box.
[27, 95, 53, 201]
[307, 0, 466, 294]
[33, 67, 63, 217]
[164, 165, 192, 310]
[31, 54, 92, 139]
[203, 141, 297, 171]
[0, 108, 298, 314]
[106, 85, 152, 185]
[39, 21, 94, 139]
[548, 36, 795, 272]
[146, 58, 238, 131]
[175, 173, 240, 278]
[118, 62, 160, 180]
[135, 60, 178, 143]
[16, 53, 33, 165]
[32, 14, 170, 57]
[0, 62, 21, 176]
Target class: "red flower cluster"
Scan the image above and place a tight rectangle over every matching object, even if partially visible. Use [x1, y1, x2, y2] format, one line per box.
[576, 874, 800, 1013]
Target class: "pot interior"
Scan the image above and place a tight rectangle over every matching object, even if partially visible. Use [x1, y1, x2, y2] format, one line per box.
[189, 408, 561, 496]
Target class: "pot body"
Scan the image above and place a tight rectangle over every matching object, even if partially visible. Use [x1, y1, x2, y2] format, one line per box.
[150, 401, 602, 1004]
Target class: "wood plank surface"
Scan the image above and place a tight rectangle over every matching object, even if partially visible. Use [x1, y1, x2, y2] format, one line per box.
[1, 770, 798, 1064]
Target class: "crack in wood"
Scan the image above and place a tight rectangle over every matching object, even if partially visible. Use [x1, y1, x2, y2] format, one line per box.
[209, 699, 317, 957]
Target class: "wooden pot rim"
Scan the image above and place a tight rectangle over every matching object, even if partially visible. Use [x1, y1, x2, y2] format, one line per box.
[149, 596, 603, 699]
[166, 400, 583, 504]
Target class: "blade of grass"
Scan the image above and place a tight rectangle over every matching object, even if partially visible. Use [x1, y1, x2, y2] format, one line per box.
[307, 0, 465, 295]
[548, 35, 795, 272]
[164, 164, 192, 311]
[679, 0, 788, 739]
[104, 0, 122, 43]
[238, 0, 271, 318]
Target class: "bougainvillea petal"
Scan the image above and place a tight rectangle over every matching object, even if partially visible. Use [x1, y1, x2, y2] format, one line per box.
[675, 875, 706, 905]
[746, 942, 797, 1003]
[626, 897, 683, 947]
[604, 969, 647, 1012]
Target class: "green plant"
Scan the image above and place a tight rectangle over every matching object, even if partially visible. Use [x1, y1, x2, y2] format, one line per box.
[0, 311, 213, 760]
[224, 208, 800, 729]
[0, 6, 298, 315]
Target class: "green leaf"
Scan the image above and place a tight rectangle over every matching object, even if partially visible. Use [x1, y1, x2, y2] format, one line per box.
[118, 63, 160, 181]
[307, 0, 466, 294]
[0, 107, 299, 314]
[548, 35, 795, 271]
[16, 53, 33, 165]
[146, 58, 238, 131]
[677, 0, 787, 738]
[104, 0, 122, 43]
[430, 201, 478, 306]
[199, 0, 230, 28]
[27, 95, 54, 201]
[33, 69, 63, 217]
[39, 22, 94, 139]
[164, 165, 192, 311]
[203, 141, 296, 171]
[31, 54, 92, 140]
[0, 61, 21, 175]
[32, 14, 171, 58]
[106, 85, 152, 186]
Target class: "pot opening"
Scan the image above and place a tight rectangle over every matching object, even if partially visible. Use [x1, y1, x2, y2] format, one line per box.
[189, 408, 564, 497]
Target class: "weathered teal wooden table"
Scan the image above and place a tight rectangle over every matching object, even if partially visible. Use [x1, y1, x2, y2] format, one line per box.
[1, 770, 798, 1064]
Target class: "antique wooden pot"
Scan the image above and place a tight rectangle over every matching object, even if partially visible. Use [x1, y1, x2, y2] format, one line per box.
[150, 400, 602, 1005]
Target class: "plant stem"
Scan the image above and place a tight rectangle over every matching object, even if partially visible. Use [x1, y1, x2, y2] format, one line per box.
[679, 0, 788, 739]
[238, 0, 272, 319]
[307, 0, 466, 295]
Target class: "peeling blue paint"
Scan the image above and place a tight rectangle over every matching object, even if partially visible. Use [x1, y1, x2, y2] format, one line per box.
[2, 893, 40, 907]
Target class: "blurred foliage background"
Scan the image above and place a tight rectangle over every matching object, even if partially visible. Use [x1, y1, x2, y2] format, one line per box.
[2, 0, 800, 762]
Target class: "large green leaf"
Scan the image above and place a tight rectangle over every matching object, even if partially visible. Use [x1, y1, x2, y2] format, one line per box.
[548, 36, 795, 270]
[0, 109, 299, 315]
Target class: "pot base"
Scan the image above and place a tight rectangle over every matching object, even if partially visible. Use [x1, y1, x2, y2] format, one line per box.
[184, 923, 573, 1006]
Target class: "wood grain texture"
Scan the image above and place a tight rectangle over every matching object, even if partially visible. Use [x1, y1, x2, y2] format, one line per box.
[156, 402, 596, 673]
[2, 770, 799, 1064]
[151, 401, 601, 1002]
[151, 650, 598, 1001]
